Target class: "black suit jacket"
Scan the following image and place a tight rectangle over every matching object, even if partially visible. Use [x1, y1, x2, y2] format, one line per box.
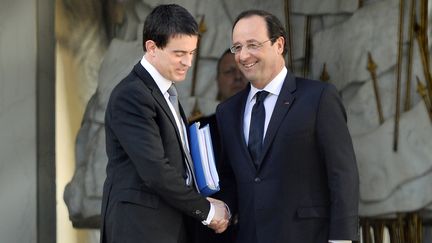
[100, 63, 210, 243]
[216, 71, 359, 243]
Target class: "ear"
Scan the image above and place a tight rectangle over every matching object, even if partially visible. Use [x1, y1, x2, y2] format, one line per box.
[145, 40, 157, 56]
[275, 36, 285, 55]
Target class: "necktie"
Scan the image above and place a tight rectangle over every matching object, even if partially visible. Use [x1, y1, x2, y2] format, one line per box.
[167, 85, 196, 187]
[248, 90, 269, 168]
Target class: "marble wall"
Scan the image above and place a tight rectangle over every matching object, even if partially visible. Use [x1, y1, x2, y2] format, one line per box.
[0, 0, 37, 242]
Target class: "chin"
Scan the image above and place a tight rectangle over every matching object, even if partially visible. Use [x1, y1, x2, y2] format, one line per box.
[173, 76, 186, 82]
[244, 75, 255, 82]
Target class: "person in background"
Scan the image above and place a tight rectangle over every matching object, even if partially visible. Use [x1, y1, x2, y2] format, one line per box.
[196, 49, 248, 162]
[189, 49, 247, 243]
[216, 9, 359, 243]
[216, 49, 249, 102]
[100, 4, 230, 243]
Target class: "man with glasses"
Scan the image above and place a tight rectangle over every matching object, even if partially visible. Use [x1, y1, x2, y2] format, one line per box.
[216, 10, 359, 243]
[100, 4, 229, 243]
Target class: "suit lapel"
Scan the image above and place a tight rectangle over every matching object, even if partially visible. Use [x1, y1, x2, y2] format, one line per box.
[258, 72, 297, 169]
[133, 63, 200, 189]
[133, 63, 182, 144]
[233, 85, 257, 171]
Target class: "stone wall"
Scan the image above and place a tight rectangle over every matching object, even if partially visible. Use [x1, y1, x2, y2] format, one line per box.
[64, 0, 432, 237]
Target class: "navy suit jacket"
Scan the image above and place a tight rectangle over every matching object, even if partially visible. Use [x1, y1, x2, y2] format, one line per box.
[216, 71, 359, 243]
[101, 63, 210, 243]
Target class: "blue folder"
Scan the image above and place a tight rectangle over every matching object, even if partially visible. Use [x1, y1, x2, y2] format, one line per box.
[189, 122, 220, 196]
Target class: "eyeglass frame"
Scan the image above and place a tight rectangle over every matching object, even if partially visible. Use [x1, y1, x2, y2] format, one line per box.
[229, 38, 275, 54]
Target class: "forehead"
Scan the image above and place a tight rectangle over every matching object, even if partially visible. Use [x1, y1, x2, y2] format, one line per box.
[232, 15, 268, 43]
[220, 53, 235, 65]
[165, 34, 198, 50]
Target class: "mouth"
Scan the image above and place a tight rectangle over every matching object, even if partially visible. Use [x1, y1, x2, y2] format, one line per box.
[242, 62, 257, 69]
[176, 69, 187, 75]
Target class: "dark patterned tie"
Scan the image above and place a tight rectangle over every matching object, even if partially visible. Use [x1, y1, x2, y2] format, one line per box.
[167, 85, 196, 187]
[248, 90, 269, 168]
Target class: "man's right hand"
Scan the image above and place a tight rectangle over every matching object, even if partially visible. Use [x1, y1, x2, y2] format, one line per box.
[207, 197, 230, 233]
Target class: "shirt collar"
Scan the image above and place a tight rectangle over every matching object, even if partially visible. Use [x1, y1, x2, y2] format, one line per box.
[247, 67, 288, 103]
[140, 55, 173, 94]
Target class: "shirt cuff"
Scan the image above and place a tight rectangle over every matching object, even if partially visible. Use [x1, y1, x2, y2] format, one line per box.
[328, 241, 352, 243]
[202, 202, 215, 225]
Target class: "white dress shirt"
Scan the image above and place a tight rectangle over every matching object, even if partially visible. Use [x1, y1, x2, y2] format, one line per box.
[243, 66, 351, 243]
[243, 67, 287, 143]
[140, 56, 215, 225]
[140, 57, 188, 148]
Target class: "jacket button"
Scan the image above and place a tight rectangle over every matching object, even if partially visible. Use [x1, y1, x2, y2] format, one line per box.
[194, 210, 202, 215]
[254, 177, 261, 183]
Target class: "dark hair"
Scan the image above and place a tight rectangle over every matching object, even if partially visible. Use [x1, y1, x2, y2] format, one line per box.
[233, 10, 288, 56]
[142, 4, 198, 51]
[216, 49, 233, 79]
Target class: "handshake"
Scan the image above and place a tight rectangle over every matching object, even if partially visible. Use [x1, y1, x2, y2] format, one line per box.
[207, 197, 231, 233]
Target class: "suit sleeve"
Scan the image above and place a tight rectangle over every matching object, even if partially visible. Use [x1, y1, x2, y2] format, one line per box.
[316, 84, 359, 240]
[108, 85, 210, 221]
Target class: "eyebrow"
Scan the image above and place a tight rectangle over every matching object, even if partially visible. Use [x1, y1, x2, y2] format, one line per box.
[172, 48, 197, 54]
[232, 39, 260, 45]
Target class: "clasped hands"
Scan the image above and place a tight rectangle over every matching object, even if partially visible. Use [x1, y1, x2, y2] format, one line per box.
[207, 197, 230, 233]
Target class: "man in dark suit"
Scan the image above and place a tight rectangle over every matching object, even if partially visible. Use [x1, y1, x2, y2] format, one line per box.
[216, 10, 359, 243]
[100, 4, 229, 243]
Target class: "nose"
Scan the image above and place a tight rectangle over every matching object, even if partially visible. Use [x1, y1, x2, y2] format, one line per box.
[238, 47, 250, 62]
[181, 54, 193, 67]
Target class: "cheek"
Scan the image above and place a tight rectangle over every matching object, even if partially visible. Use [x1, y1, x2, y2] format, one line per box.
[234, 55, 241, 64]
[220, 77, 231, 85]
[171, 58, 181, 67]
[165, 62, 176, 73]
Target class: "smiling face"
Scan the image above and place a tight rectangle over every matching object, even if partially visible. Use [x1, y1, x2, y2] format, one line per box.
[232, 15, 285, 89]
[145, 34, 198, 82]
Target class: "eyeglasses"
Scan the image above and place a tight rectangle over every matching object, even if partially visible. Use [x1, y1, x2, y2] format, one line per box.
[230, 39, 274, 54]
